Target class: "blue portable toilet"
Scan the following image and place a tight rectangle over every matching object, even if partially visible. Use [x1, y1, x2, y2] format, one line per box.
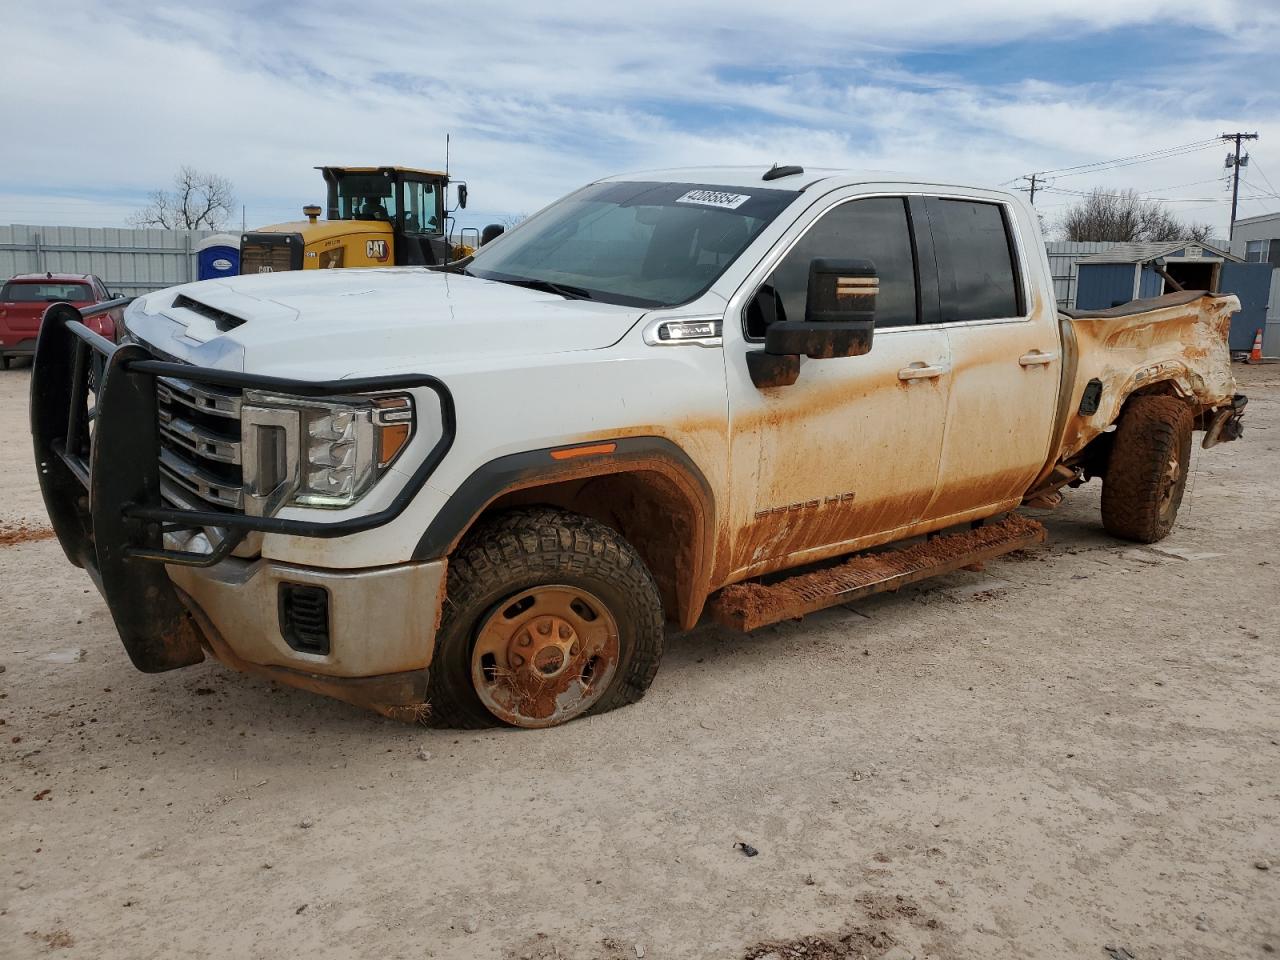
[196, 233, 240, 280]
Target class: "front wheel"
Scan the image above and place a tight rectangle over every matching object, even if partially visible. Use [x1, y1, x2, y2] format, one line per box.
[1101, 395, 1194, 543]
[426, 508, 665, 729]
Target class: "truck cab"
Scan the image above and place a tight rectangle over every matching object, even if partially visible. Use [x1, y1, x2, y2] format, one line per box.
[239, 166, 463, 274]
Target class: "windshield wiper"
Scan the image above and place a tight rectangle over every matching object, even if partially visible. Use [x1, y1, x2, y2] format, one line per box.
[494, 276, 595, 301]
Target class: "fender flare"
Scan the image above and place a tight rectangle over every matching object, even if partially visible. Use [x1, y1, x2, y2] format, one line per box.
[414, 437, 717, 628]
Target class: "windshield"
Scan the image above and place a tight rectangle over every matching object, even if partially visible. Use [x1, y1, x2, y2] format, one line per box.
[1, 282, 93, 303]
[466, 181, 795, 307]
[333, 172, 398, 222]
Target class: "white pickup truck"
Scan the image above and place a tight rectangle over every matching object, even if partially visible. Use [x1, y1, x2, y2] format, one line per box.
[32, 165, 1246, 728]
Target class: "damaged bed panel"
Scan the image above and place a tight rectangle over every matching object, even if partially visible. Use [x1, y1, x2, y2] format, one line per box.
[1054, 291, 1240, 463]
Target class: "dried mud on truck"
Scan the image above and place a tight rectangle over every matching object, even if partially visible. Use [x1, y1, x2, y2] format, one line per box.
[31, 165, 1246, 728]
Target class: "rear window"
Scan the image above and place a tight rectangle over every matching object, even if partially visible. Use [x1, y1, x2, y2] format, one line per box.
[925, 199, 1023, 322]
[1, 282, 94, 303]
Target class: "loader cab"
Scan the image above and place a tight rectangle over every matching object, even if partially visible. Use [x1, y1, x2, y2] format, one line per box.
[322, 166, 453, 266]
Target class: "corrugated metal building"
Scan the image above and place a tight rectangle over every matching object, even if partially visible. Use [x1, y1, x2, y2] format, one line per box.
[1045, 241, 1116, 310]
[1229, 212, 1280, 355]
[0, 224, 213, 295]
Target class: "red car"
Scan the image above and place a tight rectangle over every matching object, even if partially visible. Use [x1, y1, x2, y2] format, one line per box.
[0, 272, 123, 369]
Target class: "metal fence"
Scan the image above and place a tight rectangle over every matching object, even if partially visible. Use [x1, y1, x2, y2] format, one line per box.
[0, 225, 214, 295]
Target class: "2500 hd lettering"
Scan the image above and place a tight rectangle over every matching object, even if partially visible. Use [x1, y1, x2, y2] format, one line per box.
[31, 166, 1246, 728]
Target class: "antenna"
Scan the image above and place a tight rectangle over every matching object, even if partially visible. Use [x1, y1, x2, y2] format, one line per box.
[445, 133, 450, 182]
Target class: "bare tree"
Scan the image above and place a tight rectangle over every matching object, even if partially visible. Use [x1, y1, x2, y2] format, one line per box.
[499, 213, 527, 229]
[1060, 187, 1214, 244]
[131, 166, 236, 230]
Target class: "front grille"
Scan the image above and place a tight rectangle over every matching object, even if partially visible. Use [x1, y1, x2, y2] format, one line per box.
[239, 233, 303, 274]
[156, 377, 244, 513]
[279, 583, 331, 655]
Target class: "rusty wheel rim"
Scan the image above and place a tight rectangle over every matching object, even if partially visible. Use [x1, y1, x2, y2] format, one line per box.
[1158, 450, 1182, 513]
[470, 585, 621, 728]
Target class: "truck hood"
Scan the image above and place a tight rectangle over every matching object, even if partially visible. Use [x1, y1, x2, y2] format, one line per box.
[128, 268, 647, 376]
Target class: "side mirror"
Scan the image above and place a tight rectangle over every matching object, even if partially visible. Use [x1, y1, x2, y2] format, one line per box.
[746, 258, 877, 388]
[481, 223, 506, 245]
[457, 184, 468, 209]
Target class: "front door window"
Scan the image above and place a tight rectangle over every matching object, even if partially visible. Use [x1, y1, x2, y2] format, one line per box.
[402, 180, 441, 235]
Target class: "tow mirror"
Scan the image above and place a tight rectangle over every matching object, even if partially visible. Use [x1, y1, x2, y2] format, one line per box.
[746, 258, 877, 389]
[457, 183, 468, 209]
[480, 223, 506, 245]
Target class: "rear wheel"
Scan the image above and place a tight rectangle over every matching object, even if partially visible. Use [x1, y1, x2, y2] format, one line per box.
[1101, 395, 1194, 543]
[427, 508, 665, 729]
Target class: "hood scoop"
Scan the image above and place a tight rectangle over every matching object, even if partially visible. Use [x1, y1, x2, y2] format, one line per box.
[172, 294, 246, 332]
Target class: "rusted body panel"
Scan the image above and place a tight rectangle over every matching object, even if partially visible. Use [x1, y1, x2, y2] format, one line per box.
[1052, 292, 1240, 466]
[711, 514, 1045, 631]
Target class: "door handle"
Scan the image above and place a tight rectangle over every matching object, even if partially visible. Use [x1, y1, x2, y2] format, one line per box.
[1018, 351, 1057, 366]
[898, 363, 945, 381]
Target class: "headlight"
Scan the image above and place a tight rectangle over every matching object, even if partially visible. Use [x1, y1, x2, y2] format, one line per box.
[241, 391, 414, 513]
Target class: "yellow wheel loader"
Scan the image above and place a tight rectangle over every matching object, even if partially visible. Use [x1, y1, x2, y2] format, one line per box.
[239, 166, 474, 274]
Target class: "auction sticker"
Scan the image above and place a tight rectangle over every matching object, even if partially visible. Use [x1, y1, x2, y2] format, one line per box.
[675, 189, 750, 210]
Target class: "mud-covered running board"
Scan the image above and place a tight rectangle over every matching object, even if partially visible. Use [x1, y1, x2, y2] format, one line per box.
[708, 514, 1046, 632]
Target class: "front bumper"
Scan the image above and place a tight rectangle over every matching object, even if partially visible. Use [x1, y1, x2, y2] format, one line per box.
[170, 556, 445, 718]
[168, 556, 445, 678]
[30, 300, 455, 716]
[1, 337, 37, 355]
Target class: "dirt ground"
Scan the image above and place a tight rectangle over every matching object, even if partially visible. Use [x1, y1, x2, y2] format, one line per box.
[1, 362, 1277, 960]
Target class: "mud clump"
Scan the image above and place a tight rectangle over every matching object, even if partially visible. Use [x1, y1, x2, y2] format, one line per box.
[26, 929, 75, 949]
[743, 894, 940, 959]
[0, 524, 55, 547]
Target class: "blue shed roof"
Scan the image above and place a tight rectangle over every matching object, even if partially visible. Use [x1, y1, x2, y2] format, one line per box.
[1074, 241, 1240, 264]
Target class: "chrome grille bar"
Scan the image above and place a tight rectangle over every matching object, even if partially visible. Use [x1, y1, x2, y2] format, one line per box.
[156, 377, 241, 418]
[159, 448, 243, 510]
[157, 411, 241, 464]
[155, 375, 244, 515]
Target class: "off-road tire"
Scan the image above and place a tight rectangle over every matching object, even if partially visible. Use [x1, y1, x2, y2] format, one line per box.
[1101, 394, 1194, 543]
[425, 507, 665, 729]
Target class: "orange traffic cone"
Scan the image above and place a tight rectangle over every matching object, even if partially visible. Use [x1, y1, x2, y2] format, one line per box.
[1249, 328, 1264, 363]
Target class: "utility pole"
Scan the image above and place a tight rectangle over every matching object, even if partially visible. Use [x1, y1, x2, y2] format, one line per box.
[1020, 173, 1041, 205]
[1222, 131, 1259, 241]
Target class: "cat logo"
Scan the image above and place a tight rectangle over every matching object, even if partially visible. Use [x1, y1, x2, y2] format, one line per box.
[366, 239, 389, 262]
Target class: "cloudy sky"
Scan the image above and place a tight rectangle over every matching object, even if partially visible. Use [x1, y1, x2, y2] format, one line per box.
[4, 1, 1279, 238]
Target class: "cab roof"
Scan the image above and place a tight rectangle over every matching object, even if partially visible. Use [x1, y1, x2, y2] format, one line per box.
[601, 165, 1016, 199]
[317, 165, 448, 178]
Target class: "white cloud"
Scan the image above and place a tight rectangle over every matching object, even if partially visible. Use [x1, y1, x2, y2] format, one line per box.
[1, 0, 1277, 235]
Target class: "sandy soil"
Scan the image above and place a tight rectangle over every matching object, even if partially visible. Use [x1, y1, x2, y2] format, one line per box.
[1, 361, 1277, 960]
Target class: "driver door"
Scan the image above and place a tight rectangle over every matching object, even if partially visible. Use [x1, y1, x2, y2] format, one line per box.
[723, 194, 951, 580]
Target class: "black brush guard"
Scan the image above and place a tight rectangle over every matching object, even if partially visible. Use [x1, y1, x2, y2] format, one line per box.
[31, 300, 455, 673]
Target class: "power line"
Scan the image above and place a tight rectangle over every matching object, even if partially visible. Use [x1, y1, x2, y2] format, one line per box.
[1025, 138, 1221, 181]
[1249, 158, 1280, 198]
[1038, 186, 1228, 203]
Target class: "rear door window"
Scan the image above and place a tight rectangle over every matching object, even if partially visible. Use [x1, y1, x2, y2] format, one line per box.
[748, 196, 919, 337]
[924, 198, 1023, 322]
[1, 282, 94, 302]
